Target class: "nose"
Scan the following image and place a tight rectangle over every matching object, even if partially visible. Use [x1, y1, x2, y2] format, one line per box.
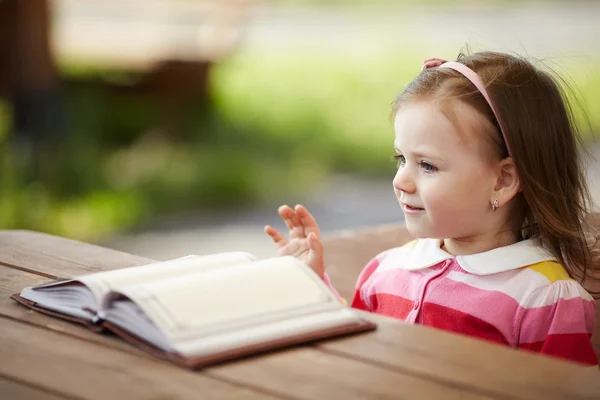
[393, 165, 416, 194]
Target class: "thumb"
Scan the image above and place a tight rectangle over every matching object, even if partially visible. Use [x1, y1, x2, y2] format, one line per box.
[307, 232, 325, 278]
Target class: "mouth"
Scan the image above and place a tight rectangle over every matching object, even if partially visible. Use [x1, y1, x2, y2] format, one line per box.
[401, 203, 425, 213]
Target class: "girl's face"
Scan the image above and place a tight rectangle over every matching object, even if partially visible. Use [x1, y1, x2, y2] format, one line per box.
[393, 100, 499, 240]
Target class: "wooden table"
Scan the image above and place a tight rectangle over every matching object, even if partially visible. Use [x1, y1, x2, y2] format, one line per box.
[1, 230, 599, 400]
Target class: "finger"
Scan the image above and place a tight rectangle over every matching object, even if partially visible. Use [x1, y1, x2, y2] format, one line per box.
[264, 225, 288, 248]
[295, 204, 321, 238]
[278, 205, 295, 231]
[279, 205, 304, 239]
[308, 232, 323, 253]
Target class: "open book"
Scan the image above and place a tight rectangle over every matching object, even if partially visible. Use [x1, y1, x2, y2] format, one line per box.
[11, 253, 376, 368]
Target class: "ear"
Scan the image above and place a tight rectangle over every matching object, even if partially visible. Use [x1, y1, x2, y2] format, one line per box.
[492, 157, 521, 207]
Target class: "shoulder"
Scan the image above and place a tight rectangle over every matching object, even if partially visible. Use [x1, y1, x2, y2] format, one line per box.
[519, 261, 594, 306]
[515, 262, 596, 352]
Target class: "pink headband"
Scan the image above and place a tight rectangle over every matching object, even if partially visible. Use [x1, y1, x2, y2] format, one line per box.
[422, 58, 511, 156]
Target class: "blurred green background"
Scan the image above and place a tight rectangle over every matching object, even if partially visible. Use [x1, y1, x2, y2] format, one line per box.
[1, 0, 598, 242]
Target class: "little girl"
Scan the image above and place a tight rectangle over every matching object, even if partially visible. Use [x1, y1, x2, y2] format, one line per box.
[264, 51, 599, 366]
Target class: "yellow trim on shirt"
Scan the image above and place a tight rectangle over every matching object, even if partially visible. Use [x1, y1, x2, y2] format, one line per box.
[527, 260, 571, 283]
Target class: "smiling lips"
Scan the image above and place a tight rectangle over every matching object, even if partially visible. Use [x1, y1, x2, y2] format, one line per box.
[402, 203, 425, 213]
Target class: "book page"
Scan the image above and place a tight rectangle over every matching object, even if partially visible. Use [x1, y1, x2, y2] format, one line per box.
[80, 252, 255, 307]
[115, 257, 336, 338]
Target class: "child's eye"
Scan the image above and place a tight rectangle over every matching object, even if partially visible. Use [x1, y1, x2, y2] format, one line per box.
[419, 161, 437, 173]
[392, 154, 406, 167]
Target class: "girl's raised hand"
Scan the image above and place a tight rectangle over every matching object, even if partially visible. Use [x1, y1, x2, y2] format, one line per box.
[264, 204, 325, 278]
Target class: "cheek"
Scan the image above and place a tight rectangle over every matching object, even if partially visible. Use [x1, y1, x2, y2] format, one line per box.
[423, 173, 490, 213]
[421, 187, 446, 209]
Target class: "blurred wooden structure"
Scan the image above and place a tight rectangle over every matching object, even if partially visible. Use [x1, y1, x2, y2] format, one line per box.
[0, 0, 253, 97]
[0, 0, 254, 149]
[52, 0, 254, 102]
[0, 0, 60, 145]
[0, 0, 57, 99]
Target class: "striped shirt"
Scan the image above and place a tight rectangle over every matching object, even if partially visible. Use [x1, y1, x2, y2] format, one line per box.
[339, 238, 598, 365]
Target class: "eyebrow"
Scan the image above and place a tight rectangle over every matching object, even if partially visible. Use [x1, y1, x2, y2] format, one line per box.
[394, 148, 445, 162]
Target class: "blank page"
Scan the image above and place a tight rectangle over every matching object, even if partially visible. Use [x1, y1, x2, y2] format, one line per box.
[117, 257, 334, 334]
[81, 252, 255, 305]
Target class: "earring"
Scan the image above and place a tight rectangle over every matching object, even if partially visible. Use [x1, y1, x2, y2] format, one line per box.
[491, 199, 499, 212]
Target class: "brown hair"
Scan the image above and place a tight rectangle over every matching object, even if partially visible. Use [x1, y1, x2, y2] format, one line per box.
[392, 51, 600, 296]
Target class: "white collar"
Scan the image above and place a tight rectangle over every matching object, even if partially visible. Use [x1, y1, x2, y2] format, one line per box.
[396, 238, 557, 275]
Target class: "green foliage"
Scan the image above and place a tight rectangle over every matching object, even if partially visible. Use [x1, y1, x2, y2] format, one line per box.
[211, 48, 418, 173]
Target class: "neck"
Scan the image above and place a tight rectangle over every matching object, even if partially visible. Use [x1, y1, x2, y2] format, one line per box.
[442, 229, 518, 256]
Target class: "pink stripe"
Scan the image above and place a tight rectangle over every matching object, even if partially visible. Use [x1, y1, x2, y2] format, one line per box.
[361, 268, 424, 306]
[425, 278, 520, 344]
[519, 297, 596, 344]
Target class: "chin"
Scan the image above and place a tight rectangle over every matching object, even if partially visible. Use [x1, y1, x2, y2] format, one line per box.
[404, 223, 444, 239]
[405, 225, 429, 239]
